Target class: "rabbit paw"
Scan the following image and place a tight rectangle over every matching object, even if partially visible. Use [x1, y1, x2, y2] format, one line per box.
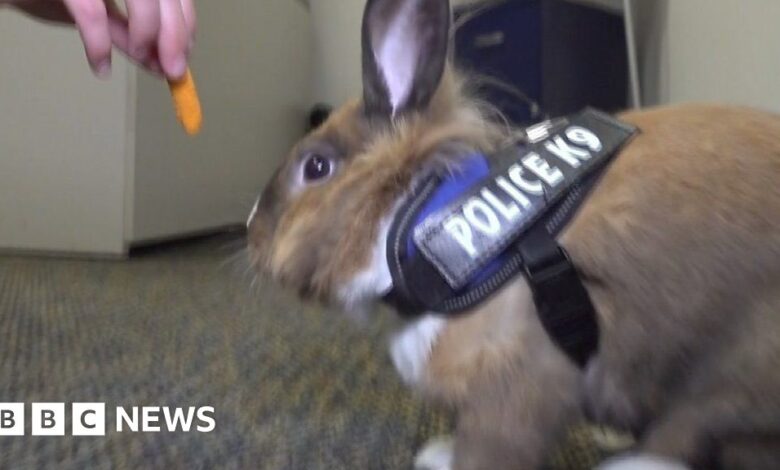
[390, 315, 446, 386]
[596, 454, 690, 470]
[414, 436, 454, 470]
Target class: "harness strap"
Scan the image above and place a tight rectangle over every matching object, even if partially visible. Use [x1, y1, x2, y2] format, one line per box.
[519, 227, 598, 368]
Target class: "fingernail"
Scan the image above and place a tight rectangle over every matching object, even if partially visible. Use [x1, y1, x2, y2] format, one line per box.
[169, 57, 187, 80]
[94, 60, 112, 79]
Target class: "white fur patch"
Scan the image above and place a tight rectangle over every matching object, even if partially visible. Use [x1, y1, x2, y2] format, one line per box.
[374, 0, 419, 113]
[390, 314, 447, 386]
[337, 216, 394, 316]
[597, 454, 691, 470]
[414, 436, 454, 470]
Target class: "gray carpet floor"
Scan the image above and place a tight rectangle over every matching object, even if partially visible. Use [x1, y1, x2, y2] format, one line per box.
[0, 233, 611, 469]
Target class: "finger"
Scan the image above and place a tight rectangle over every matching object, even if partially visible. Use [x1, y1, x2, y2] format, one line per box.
[124, 0, 160, 62]
[62, 0, 113, 77]
[178, 0, 197, 53]
[105, 6, 163, 77]
[158, 0, 188, 79]
[106, 6, 129, 53]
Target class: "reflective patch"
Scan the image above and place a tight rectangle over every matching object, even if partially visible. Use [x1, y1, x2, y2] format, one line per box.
[413, 109, 636, 289]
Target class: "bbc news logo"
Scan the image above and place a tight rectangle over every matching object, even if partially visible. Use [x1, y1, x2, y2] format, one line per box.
[0, 403, 215, 436]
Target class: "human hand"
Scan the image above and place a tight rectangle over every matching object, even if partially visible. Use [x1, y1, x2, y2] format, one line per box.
[3, 0, 196, 79]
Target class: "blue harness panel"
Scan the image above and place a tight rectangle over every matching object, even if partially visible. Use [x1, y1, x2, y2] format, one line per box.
[407, 155, 508, 291]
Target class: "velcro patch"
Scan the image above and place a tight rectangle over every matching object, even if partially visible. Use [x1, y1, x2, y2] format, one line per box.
[412, 109, 637, 290]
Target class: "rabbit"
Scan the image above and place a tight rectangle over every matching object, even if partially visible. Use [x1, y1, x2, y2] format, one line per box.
[246, 0, 780, 468]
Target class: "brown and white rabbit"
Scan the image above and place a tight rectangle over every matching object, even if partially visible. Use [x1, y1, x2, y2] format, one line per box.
[247, 0, 780, 468]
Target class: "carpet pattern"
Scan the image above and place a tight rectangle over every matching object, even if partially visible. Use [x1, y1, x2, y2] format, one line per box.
[0, 234, 617, 469]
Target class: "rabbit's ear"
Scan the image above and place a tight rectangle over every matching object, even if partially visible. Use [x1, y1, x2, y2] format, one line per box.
[361, 0, 451, 119]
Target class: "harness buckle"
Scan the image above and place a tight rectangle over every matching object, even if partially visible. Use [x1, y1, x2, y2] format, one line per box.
[522, 244, 572, 285]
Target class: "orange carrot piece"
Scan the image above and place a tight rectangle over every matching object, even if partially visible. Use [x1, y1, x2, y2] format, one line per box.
[168, 68, 203, 135]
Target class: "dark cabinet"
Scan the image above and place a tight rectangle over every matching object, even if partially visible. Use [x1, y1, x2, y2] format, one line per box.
[455, 0, 629, 125]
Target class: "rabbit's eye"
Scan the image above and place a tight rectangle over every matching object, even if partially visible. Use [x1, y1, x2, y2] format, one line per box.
[303, 154, 333, 181]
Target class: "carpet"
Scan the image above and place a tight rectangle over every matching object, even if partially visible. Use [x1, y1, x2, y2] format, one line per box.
[0, 233, 616, 469]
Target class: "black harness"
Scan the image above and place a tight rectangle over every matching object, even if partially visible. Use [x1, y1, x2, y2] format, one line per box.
[383, 109, 637, 367]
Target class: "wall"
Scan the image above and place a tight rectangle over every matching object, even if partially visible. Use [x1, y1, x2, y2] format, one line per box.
[0, 12, 131, 255]
[309, 0, 364, 106]
[663, 0, 780, 113]
[131, 0, 313, 243]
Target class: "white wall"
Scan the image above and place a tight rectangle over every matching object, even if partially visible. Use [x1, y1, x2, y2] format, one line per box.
[309, 0, 364, 105]
[132, 0, 313, 242]
[0, 12, 131, 255]
[626, 0, 780, 112]
[663, 0, 780, 113]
